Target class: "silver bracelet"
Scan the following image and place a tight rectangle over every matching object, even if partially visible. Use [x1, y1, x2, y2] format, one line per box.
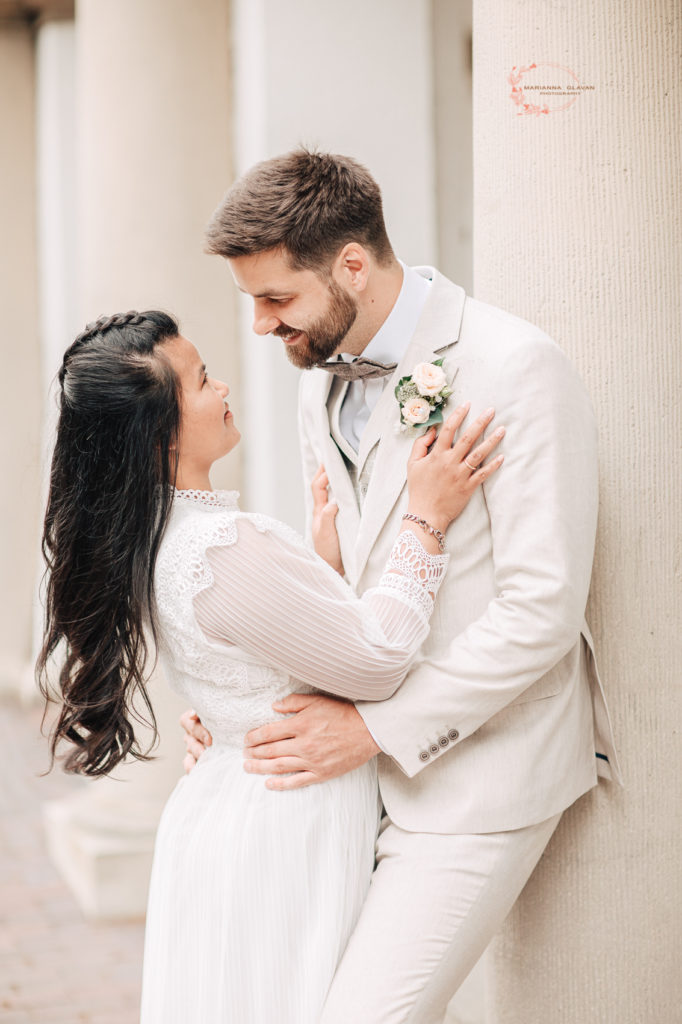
[401, 513, 446, 553]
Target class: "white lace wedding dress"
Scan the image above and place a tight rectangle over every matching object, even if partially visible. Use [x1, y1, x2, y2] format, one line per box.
[140, 489, 447, 1024]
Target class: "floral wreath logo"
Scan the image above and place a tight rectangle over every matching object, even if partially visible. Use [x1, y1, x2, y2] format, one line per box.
[508, 62, 582, 116]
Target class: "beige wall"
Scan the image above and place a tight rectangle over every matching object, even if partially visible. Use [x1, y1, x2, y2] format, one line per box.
[231, 0, 444, 529]
[473, 1, 681, 1019]
[433, 0, 473, 293]
[0, 20, 42, 695]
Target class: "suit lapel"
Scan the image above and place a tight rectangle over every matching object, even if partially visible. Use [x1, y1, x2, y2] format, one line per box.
[354, 272, 466, 582]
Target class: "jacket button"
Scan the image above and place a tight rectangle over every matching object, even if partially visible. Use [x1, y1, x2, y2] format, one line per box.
[438, 735, 449, 747]
[429, 743, 440, 755]
[419, 750, 430, 761]
[447, 729, 459, 741]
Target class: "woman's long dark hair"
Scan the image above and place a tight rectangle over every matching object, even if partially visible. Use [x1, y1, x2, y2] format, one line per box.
[37, 310, 181, 776]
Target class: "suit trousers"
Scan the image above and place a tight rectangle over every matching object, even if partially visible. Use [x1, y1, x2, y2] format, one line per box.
[319, 810, 562, 1024]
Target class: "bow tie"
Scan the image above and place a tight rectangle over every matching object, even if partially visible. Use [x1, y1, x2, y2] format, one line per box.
[318, 357, 398, 381]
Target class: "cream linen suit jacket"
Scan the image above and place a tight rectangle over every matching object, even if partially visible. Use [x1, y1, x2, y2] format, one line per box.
[298, 268, 621, 835]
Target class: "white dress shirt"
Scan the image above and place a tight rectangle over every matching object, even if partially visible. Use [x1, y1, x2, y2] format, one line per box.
[338, 262, 431, 451]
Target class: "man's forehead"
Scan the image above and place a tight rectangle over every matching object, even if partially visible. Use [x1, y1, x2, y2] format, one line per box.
[227, 251, 315, 296]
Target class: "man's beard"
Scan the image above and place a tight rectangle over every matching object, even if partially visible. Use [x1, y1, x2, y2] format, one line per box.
[274, 279, 358, 370]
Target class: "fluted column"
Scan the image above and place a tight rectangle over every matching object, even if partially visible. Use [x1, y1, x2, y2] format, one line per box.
[43, 0, 235, 919]
[473, 2, 681, 1020]
[0, 13, 42, 700]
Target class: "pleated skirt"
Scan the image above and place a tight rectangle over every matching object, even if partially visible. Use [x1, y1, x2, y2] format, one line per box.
[140, 744, 380, 1023]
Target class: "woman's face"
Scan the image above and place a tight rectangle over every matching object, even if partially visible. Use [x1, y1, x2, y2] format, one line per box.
[164, 334, 240, 486]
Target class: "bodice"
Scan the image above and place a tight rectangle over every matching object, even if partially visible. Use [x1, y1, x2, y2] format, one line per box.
[154, 491, 314, 747]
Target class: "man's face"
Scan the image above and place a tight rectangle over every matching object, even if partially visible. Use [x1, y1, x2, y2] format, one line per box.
[229, 249, 358, 369]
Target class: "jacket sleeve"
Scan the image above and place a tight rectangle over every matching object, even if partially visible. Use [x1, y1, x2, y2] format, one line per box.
[356, 332, 599, 776]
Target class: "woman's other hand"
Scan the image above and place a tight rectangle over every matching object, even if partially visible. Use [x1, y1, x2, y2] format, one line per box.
[179, 708, 212, 773]
[311, 465, 344, 575]
[406, 403, 505, 534]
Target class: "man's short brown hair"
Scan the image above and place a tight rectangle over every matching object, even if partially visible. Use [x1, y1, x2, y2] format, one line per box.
[205, 148, 395, 273]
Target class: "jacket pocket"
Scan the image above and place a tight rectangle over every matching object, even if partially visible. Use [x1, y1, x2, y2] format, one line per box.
[508, 642, 578, 705]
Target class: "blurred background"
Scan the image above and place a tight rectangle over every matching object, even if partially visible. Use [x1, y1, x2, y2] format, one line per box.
[1, 1, 680, 1022]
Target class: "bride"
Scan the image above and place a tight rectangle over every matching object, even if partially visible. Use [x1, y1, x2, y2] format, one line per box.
[38, 310, 503, 1023]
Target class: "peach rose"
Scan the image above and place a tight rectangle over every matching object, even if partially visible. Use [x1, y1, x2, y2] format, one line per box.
[412, 361, 447, 397]
[401, 397, 432, 425]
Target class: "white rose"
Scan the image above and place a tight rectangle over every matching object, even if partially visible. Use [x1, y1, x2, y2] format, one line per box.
[412, 361, 447, 397]
[402, 397, 432, 425]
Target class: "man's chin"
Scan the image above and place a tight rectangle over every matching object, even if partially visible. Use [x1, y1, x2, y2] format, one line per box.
[283, 340, 325, 371]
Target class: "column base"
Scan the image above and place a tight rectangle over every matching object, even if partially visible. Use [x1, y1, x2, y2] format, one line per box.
[43, 792, 158, 921]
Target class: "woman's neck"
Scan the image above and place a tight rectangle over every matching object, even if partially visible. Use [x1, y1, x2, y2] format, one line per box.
[175, 467, 213, 491]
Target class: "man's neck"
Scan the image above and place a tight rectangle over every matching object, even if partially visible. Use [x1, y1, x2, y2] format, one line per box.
[339, 260, 404, 357]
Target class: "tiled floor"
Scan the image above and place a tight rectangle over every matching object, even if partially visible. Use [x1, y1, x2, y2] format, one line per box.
[0, 697, 145, 1024]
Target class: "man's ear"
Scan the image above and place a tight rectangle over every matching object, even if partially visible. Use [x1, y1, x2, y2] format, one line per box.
[333, 243, 371, 294]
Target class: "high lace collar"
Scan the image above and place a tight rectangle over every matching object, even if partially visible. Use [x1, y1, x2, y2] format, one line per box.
[173, 488, 240, 511]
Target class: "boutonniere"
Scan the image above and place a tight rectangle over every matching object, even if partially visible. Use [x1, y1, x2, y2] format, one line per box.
[395, 359, 453, 431]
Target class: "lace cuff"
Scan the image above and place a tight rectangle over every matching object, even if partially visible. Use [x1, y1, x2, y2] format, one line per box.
[374, 530, 449, 620]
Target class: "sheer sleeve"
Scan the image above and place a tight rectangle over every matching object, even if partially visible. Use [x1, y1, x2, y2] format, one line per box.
[192, 518, 448, 701]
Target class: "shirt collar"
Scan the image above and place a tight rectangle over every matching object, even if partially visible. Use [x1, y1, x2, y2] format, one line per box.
[340, 261, 432, 365]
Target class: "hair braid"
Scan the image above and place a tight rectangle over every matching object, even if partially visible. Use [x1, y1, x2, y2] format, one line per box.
[58, 311, 147, 387]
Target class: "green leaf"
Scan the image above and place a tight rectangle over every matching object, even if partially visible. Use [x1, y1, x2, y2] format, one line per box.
[422, 407, 444, 428]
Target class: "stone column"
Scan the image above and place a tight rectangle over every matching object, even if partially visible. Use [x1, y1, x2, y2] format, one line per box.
[473, 1, 681, 1020]
[0, 12, 42, 699]
[43, 0, 235, 919]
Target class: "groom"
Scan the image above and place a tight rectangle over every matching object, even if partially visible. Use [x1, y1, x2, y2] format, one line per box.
[184, 149, 620, 1022]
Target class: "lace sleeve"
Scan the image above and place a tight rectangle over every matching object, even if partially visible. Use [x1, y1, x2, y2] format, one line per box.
[375, 530, 449, 620]
[192, 517, 448, 702]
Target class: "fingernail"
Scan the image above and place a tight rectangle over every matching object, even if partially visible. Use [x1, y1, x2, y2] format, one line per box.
[202, 731, 212, 745]
[485, 406, 495, 416]
[494, 426, 505, 437]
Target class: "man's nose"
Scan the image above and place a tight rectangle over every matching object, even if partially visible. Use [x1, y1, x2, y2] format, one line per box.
[252, 307, 281, 336]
